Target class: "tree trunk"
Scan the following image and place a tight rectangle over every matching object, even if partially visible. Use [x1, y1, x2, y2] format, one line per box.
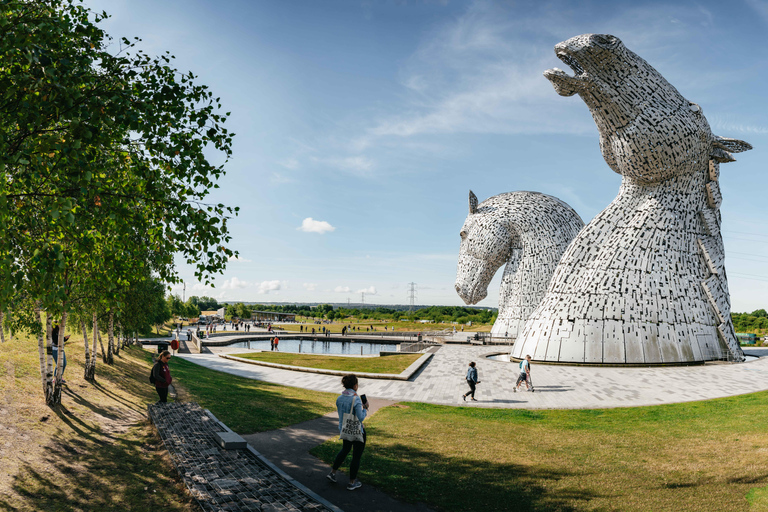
[36, 308, 55, 403]
[113, 320, 120, 356]
[82, 321, 90, 380]
[0, 311, 4, 343]
[86, 313, 98, 380]
[51, 311, 67, 406]
[107, 312, 114, 364]
[98, 332, 107, 363]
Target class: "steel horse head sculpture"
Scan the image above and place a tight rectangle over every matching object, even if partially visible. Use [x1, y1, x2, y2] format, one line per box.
[455, 190, 583, 338]
[511, 34, 752, 364]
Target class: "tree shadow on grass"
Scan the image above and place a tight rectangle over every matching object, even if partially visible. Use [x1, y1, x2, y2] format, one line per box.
[312, 428, 602, 512]
[0, 419, 194, 512]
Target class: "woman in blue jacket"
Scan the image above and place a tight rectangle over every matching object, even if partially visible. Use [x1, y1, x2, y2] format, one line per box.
[327, 374, 369, 491]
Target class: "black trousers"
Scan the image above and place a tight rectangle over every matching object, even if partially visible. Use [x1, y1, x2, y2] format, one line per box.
[156, 386, 169, 403]
[333, 431, 367, 480]
[465, 379, 476, 398]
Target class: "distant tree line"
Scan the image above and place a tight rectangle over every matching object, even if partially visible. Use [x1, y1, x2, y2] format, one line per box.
[732, 309, 768, 333]
[220, 303, 496, 325]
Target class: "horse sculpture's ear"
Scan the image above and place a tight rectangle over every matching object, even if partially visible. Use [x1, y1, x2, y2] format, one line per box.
[713, 135, 752, 154]
[469, 190, 478, 214]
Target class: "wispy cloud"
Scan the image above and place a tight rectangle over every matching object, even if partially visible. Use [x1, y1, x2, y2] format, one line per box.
[334, 286, 351, 293]
[271, 172, 296, 184]
[709, 115, 768, 135]
[303, 283, 317, 291]
[357, 286, 377, 295]
[228, 255, 252, 263]
[298, 217, 336, 234]
[745, 0, 768, 25]
[278, 158, 300, 170]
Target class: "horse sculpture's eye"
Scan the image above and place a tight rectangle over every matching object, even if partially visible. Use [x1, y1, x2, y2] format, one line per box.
[460, 230, 468, 240]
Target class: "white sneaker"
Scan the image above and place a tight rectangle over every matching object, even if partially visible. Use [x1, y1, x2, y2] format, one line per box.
[347, 480, 362, 491]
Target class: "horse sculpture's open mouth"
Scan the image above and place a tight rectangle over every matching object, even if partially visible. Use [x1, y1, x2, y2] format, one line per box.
[543, 49, 586, 97]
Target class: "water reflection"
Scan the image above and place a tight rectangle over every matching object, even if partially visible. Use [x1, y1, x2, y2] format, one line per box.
[227, 338, 397, 355]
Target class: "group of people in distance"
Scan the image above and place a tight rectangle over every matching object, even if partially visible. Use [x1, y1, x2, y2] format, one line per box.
[463, 354, 533, 401]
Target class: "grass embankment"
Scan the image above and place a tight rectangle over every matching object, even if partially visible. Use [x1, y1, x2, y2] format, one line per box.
[312, 399, 768, 512]
[234, 352, 422, 374]
[162, 354, 336, 433]
[0, 329, 337, 511]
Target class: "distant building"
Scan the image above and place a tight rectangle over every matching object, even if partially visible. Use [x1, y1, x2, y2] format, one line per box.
[251, 310, 296, 322]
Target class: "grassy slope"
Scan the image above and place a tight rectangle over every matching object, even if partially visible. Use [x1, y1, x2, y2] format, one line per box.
[0, 334, 197, 512]
[234, 352, 421, 374]
[312, 399, 768, 512]
[0, 329, 337, 511]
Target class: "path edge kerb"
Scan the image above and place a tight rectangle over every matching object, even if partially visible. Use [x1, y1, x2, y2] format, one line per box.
[219, 352, 433, 380]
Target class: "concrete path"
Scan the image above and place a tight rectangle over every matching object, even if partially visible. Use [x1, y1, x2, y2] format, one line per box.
[242, 398, 435, 512]
[176, 345, 768, 409]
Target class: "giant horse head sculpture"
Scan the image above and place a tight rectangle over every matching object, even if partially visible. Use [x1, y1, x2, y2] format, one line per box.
[455, 190, 583, 337]
[511, 34, 753, 364]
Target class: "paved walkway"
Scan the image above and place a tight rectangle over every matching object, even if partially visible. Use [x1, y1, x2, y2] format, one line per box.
[176, 345, 768, 409]
[242, 398, 435, 512]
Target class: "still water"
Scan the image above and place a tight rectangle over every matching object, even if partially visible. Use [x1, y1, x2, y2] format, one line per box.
[227, 338, 398, 355]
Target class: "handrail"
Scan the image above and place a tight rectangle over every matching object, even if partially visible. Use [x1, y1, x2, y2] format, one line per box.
[190, 332, 202, 353]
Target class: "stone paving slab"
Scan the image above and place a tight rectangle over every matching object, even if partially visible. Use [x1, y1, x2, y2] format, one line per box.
[175, 345, 768, 409]
[148, 402, 342, 512]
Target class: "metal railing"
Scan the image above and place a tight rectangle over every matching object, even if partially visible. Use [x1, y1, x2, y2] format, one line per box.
[399, 341, 440, 353]
[466, 333, 516, 345]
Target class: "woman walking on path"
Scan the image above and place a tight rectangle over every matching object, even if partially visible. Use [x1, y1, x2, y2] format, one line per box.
[462, 361, 479, 401]
[153, 350, 173, 403]
[327, 374, 369, 491]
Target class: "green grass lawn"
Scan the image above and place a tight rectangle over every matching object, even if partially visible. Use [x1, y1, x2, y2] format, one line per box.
[312, 398, 768, 512]
[157, 352, 337, 433]
[233, 352, 422, 374]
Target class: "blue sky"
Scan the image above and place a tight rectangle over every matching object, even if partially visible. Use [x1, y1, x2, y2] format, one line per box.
[88, 0, 768, 311]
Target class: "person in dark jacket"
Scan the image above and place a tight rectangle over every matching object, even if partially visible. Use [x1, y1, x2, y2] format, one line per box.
[153, 351, 173, 403]
[462, 361, 479, 401]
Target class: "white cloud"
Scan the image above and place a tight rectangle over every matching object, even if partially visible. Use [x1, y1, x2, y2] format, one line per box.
[257, 280, 282, 294]
[334, 286, 351, 293]
[298, 217, 336, 234]
[357, 286, 377, 295]
[228, 255, 252, 263]
[222, 277, 249, 290]
[303, 283, 318, 291]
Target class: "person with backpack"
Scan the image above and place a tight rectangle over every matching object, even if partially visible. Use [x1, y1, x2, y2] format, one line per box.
[514, 355, 533, 392]
[151, 350, 173, 403]
[462, 361, 479, 401]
